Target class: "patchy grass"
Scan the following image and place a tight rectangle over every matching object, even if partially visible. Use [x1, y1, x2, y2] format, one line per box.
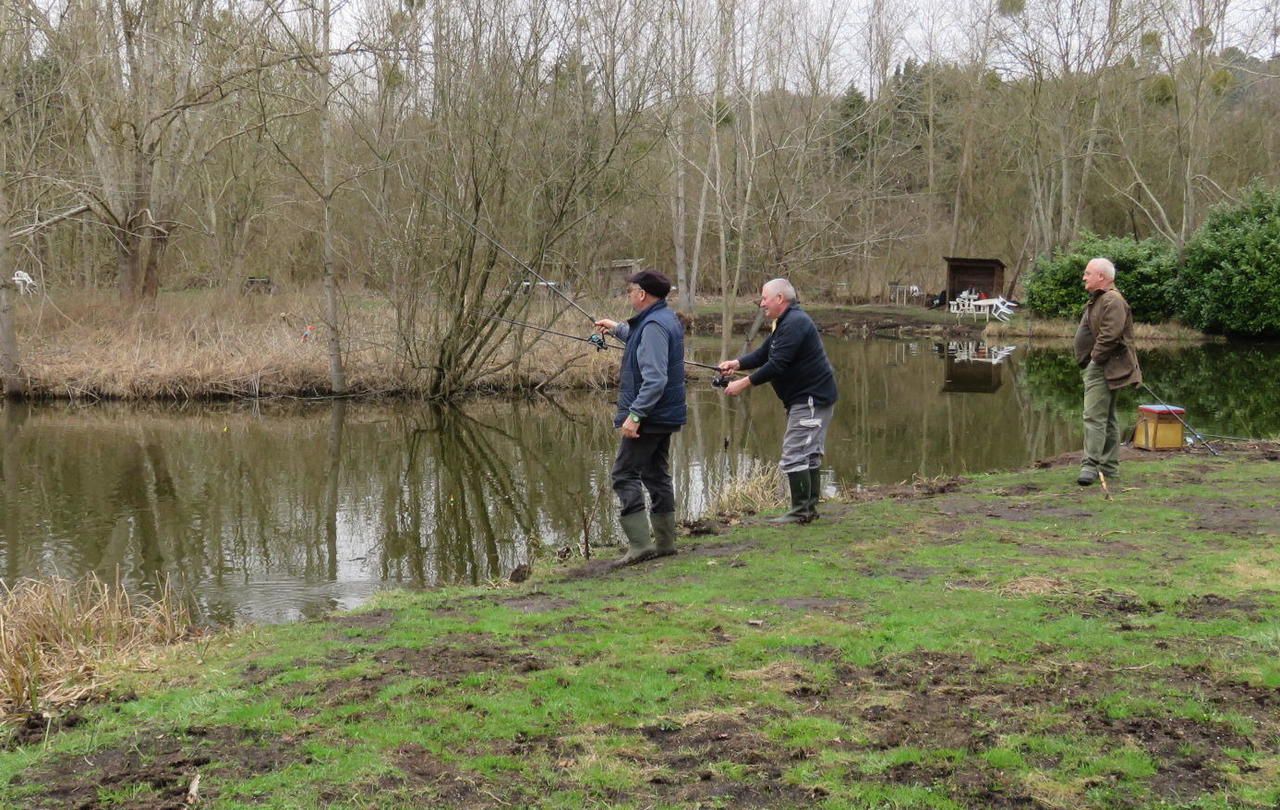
[2, 450, 1279, 808]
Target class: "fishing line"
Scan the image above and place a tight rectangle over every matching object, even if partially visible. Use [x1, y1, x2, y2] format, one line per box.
[421, 192, 732, 384]
[1138, 381, 1219, 456]
[481, 313, 733, 384]
[424, 190, 604, 327]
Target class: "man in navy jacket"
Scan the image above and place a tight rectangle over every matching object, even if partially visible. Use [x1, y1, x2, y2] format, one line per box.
[718, 279, 838, 523]
[594, 271, 687, 566]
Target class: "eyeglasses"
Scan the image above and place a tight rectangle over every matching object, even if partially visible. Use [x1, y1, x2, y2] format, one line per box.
[625, 285, 643, 296]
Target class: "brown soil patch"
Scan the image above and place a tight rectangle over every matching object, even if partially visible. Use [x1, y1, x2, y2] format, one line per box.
[932, 495, 1096, 524]
[639, 712, 817, 807]
[1183, 504, 1280, 536]
[1175, 593, 1265, 621]
[278, 638, 546, 717]
[5, 708, 89, 749]
[773, 597, 858, 615]
[992, 483, 1045, 496]
[380, 742, 489, 805]
[681, 517, 722, 536]
[498, 592, 576, 613]
[1084, 714, 1247, 796]
[12, 725, 297, 809]
[817, 651, 1271, 802]
[330, 608, 396, 630]
[351, 641, 545, 682]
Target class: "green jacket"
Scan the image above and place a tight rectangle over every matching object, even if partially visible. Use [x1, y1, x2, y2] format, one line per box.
[1074, 287, 1143, 390]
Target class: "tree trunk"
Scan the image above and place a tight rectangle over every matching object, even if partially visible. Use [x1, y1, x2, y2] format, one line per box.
[0, 287, 20, 399]
[670, 131, 691, 310]
[320, 0, 346, 395]
[1, 191, 24, 398]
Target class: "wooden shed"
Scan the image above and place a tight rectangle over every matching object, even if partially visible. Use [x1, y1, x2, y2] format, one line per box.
[944, 257, 1005, 300]
[595, 258, 645, 295]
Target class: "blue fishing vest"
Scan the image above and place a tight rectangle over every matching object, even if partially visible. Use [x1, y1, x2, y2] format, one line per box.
[615, 301, 687, 429]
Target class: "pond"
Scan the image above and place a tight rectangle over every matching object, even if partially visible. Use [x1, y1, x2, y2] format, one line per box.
[2, 337, 1277, 623]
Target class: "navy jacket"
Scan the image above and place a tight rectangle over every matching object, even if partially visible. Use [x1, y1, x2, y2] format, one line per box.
[614, 301, 687, 429]
[738, 304, 838, 409]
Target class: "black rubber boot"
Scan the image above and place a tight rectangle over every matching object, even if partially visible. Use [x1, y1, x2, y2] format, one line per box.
[769, 471, 814, 524]
[806, 468, 823, 521]
[651, 512, 677, 558]
[611, 511, 658, 568]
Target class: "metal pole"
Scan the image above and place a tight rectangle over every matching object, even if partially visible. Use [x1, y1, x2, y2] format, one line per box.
[1139, 382, 1219, 457]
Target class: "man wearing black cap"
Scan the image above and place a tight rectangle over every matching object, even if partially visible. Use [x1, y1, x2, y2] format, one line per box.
[718, 278, 838, 524]
[594, 270, 687, 567]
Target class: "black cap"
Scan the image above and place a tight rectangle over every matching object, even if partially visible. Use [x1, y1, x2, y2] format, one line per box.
[627, 270, 672, 299]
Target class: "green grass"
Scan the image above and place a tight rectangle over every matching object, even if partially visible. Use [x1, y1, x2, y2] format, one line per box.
[2, 452, 1279, 808]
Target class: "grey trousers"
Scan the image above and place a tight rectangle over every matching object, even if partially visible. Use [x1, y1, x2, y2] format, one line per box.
[780, 398, 834, 474]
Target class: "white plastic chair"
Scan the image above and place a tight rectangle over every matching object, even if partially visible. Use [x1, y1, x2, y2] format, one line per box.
[11, 271, 37, 295]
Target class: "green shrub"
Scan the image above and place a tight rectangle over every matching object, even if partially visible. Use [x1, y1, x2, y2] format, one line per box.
[1179, 184, 1280, 336]
[1025, 233, 1178, 323]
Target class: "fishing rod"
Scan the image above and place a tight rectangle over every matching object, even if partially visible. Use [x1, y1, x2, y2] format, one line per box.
[482, 313, 734, 384]
[1139, 381, 1219, 457]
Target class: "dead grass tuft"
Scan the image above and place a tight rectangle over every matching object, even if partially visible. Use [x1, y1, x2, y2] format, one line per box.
[998, 576, 1071, 597]
[0, 575, 197, 719]
[730, 661, 812, 690]
[704, 461, 785, 517]
[1227, 557, 1280, 588]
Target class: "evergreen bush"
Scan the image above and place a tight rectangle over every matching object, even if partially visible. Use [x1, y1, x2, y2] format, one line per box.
[1179, 184, 1280, 337]
[1025, 233, 1178, 323]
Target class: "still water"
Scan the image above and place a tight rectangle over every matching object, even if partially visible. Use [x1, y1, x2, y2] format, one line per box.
[2, 338, 1277, 623]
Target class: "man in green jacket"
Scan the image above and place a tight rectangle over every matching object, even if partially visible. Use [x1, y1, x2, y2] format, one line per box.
[1074, 258, 1143, 486]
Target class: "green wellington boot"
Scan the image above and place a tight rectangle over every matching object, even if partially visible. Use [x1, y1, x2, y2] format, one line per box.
[611, 511, 658, 568]
[769, 470, 814, 524]
[651, 512, 678, 559]
[806, 468, 823, 521]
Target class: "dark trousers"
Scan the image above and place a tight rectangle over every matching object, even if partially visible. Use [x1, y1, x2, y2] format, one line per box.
[611, 432, 674, 516]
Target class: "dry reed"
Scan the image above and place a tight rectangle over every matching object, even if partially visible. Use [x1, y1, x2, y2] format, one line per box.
[705, 461, 786, 517]
[0, 574, 195, 720]
[983, 316, 1209, 342]
[7, 288, 621, 400]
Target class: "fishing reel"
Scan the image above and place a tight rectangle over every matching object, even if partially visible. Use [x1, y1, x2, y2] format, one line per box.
[711, 373, 732, 389]
[587, 333, 607, 352]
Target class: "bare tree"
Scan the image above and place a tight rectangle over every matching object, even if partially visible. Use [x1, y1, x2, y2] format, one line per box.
[20, 0, 276, 303]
